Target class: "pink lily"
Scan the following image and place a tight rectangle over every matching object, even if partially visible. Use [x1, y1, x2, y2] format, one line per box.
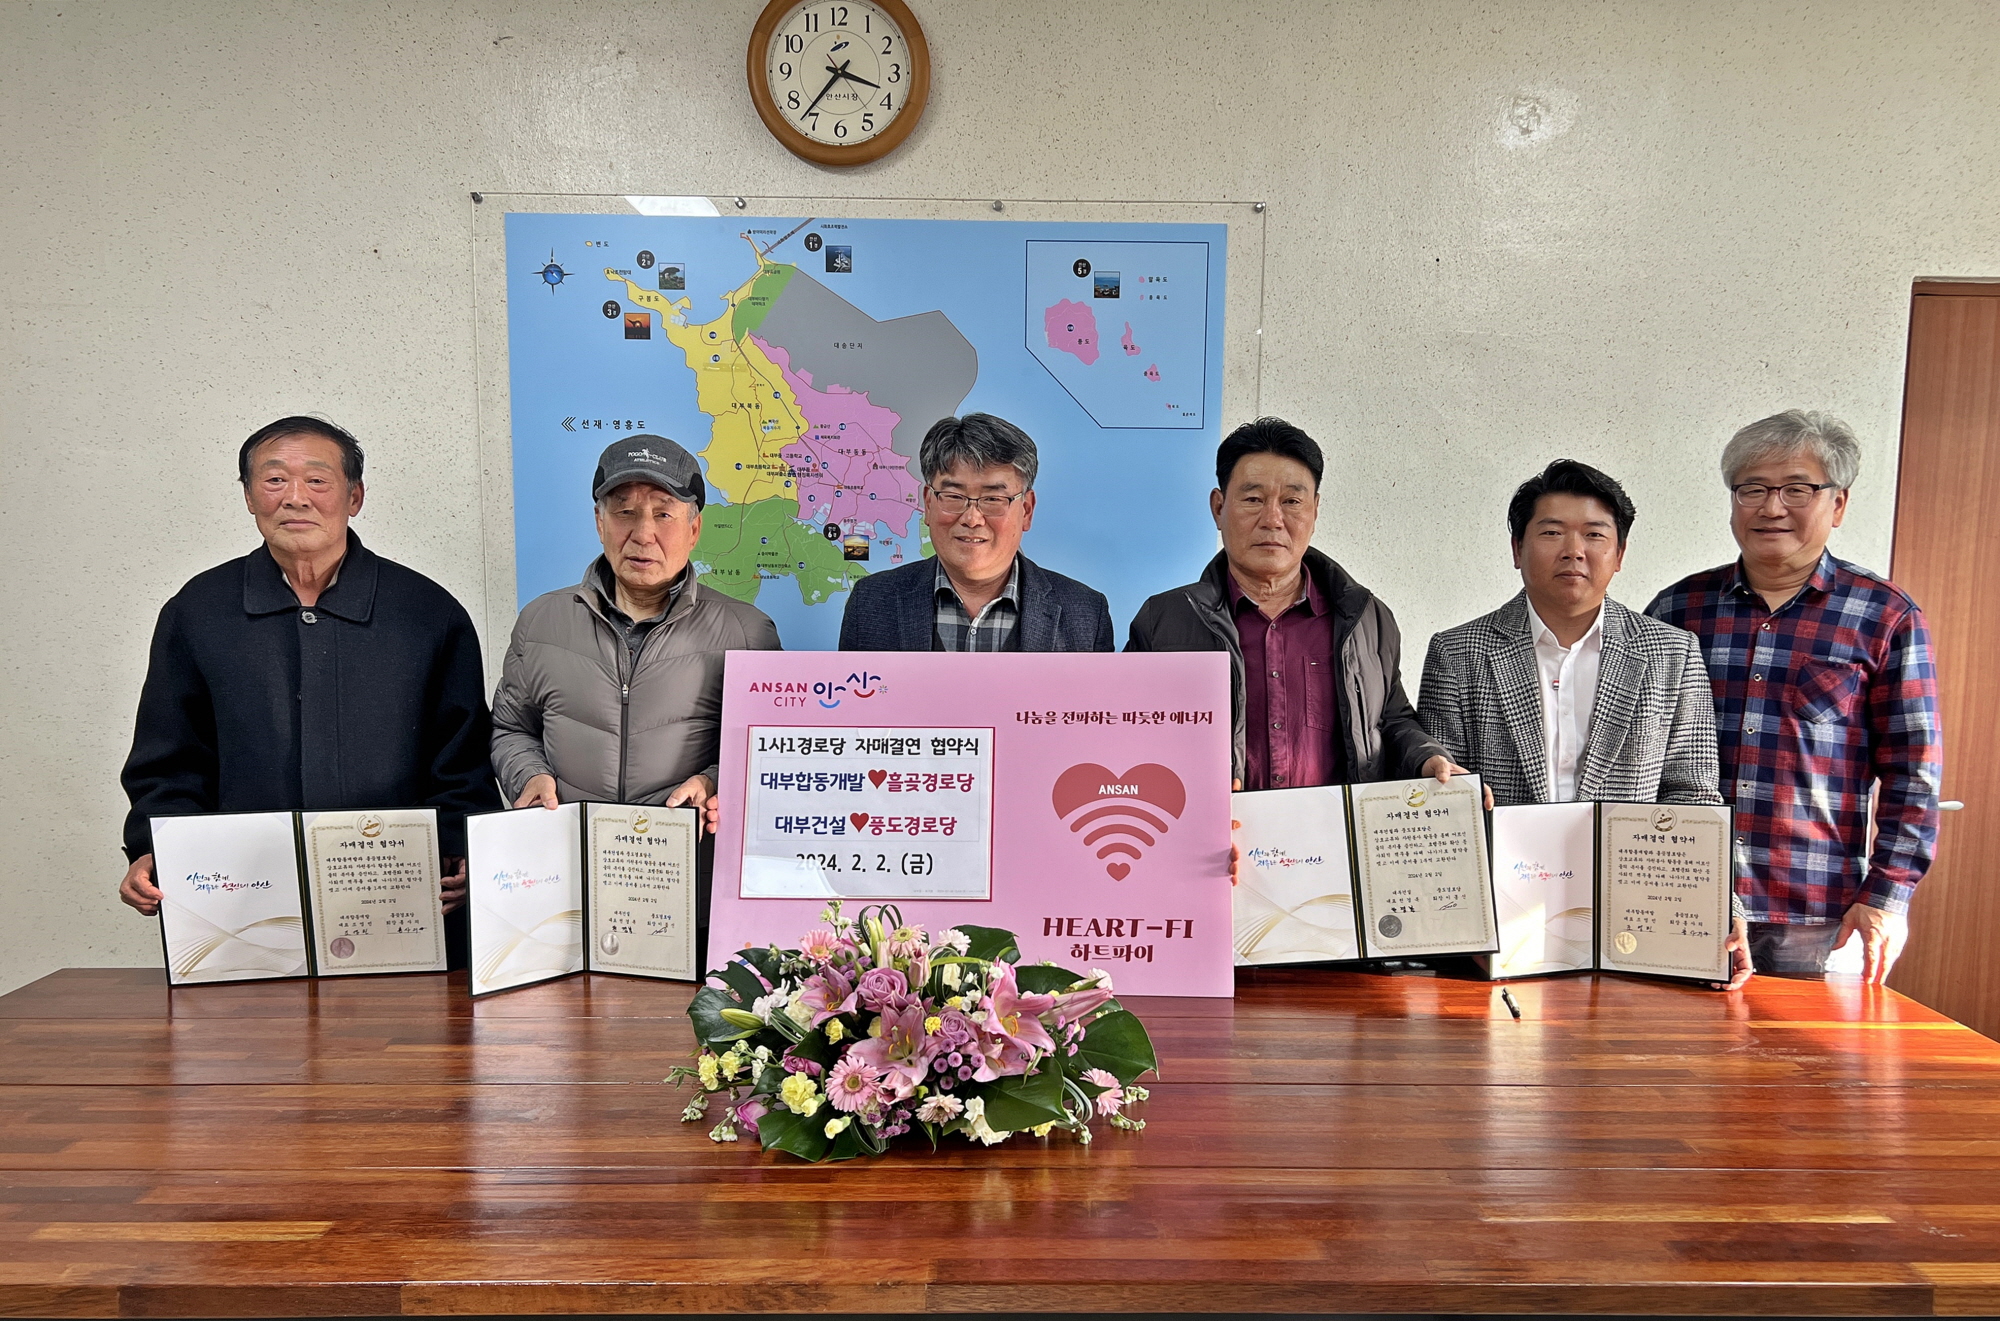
[971, 961, 1057, 1081]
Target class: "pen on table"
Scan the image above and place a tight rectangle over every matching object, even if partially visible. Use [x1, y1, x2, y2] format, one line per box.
[1499, 988, 1522, 1020]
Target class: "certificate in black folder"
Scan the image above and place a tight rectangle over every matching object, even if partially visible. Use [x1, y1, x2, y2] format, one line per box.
[467, 802, 698, 996]
[1231, 775, 1496, 964]
[151, 808, 445, 985]
[1489, 801, 1734, 983]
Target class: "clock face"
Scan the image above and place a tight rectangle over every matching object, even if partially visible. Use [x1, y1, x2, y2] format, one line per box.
[760, 1, 915, 151]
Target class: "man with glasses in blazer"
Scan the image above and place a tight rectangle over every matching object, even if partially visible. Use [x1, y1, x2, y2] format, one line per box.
[837, 413, 1114, 653]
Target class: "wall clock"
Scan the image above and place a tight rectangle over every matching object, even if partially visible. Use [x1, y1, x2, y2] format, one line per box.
[748, 0, 931, 166]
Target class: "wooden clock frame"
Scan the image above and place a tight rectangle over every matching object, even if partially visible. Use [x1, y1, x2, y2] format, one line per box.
[746, 0, 931, 167]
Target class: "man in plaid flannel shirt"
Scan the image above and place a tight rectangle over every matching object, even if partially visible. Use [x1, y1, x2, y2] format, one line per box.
[1648, 411, 1943, 982]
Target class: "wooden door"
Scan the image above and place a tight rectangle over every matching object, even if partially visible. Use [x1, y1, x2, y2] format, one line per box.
[1887, 282, 2000, 1041]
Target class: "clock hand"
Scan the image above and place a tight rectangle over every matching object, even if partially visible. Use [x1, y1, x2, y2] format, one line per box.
[835, 68, 881, 90]
[801, 62, 848, 117]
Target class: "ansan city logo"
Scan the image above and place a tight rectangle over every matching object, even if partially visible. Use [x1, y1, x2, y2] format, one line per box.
[744, 671, 887, 709]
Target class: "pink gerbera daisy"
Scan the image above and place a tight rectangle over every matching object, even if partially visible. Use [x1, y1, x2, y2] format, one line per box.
[824, 1054, 887, 1113]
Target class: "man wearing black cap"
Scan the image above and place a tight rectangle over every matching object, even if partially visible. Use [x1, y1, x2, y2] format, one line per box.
[490, 437, 780, 943]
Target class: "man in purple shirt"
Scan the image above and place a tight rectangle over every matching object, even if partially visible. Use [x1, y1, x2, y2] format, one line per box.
[1126, 417, 1462, 797]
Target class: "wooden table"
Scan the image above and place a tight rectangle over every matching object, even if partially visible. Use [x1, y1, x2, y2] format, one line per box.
[2, 967, 1997, 1317]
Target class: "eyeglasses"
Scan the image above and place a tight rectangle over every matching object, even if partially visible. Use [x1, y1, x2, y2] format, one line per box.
[1731, 482, 1838, 508]
[926, 487, 1026, 517]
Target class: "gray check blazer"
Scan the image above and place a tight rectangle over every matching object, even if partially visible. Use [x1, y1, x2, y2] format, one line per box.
[1418, 593, 1724, 808]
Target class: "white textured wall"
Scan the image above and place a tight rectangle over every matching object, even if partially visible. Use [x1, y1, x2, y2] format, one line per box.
[3, 0, 1995, 993]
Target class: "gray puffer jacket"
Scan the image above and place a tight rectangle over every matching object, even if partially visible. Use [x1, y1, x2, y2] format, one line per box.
[490, 564, 781, 804]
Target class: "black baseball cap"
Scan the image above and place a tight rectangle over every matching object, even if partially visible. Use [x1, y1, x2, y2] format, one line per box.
[591, 435, 705, 509]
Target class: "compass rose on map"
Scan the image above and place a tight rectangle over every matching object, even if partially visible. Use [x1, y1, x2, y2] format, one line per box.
[531, 248, 570, 293]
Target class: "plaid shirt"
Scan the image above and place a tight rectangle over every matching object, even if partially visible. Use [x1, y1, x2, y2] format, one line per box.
[932, 557, 1020, 652]
[1646, 552, 1942, 923]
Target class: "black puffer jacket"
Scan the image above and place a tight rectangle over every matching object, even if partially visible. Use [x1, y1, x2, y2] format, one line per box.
[1124, 548, 1444, 787]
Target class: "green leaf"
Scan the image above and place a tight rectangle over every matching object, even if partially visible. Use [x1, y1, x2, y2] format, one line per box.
[715, 959, 770, 1007]
[786, 1027, 836, 1067]
[827, 1121, 870, 1161]
[1076, 1010, 1159, 1084]
[688, 986, 758, 1046]
[955, 924, 1021, 965]
[755, 1108, 831, 1162]
[975, 1064, 1066, 1131]
[1014, 964, 1084, 995]
[738, 946, 785, 986]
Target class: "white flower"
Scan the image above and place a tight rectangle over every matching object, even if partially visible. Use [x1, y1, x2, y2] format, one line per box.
[938, 928, 971, 953]
[915, 1094, 963, 1124]
[784, 999, 814, 1027]
[708, 1121, 738, 1144]
[750, 984, 792, 1022]
[1088, 967, 1115, 993]
[962, 1096, 1009, 1146]
[940, 963, 963, 989]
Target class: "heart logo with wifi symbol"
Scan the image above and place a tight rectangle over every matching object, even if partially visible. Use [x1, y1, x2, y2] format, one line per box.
[1050, 763, 1187, 881]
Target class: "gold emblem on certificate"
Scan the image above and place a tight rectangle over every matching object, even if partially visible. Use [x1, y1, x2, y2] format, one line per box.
[1351, 775, 1495, 958]
[1597, 803, 1732, 981]
[302, 809, 447, 976]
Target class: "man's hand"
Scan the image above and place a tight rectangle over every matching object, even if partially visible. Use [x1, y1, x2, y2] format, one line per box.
[667, 773, 717, 834]
[1834, 902, 1907, 985]
[1228, 777, 1243, 886]
[1421, 754, 1494, 810]
[514, 774, 560, 810]
[1713, 916, 1753, 991]
[120, 854, 162, 916]
[702, 797, 722, 837]
[439, 855, 468, 915]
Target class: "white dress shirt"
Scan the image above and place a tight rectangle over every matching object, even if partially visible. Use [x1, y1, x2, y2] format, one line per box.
[1526, 600, 1605, 802]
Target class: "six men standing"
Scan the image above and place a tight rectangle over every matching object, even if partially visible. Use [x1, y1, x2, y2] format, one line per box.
[117, 407, 1944, 987]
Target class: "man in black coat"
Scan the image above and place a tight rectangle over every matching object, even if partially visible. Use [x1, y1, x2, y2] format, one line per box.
[117, 417, 500, 958]
[1126, 417, 1458, 794]
[837, 414, 1114, 653]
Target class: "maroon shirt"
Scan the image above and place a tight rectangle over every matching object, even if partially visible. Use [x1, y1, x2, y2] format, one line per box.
[1230, 571, 1340, 790]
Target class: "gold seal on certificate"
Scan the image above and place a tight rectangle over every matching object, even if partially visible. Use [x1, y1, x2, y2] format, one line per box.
[1597, 802, 1732, 982]
[302, 809, 446, 975]
[587, 804, 696, 982]
[1351, 775, 1495, 958]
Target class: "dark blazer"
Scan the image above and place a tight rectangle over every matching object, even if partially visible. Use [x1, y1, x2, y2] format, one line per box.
[837, 553, 1115, 652]
[1125, 548, 1444, 785]
[121, 533, 502, 859]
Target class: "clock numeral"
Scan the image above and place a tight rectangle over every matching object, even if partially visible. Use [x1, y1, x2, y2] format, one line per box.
[803, 12, 819, 32]
[864, 13, 871, 31]
[834, 119, 848, 139]
[830, 5, 848, 26]
[862, 112, 874, 132]
[887, 62, 901, 83]
[881, 35, 892, 53]
[881, 92, 891, 109]
[778, 60, 792, 78]
[787, 89, 800, 109]
[807, 111, 821, 130]
[784, 33, 804, 52]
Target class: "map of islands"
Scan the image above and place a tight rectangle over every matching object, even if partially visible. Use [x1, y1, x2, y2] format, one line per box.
[1025, 239, 1212, 430]
[604, 237, 974, 607]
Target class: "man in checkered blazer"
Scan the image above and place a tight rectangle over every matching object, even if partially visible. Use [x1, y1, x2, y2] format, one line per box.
[1420, 460, 1750, 988]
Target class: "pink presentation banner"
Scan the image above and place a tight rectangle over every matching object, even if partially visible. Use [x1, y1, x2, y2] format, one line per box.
[711, 650, 1234, 997]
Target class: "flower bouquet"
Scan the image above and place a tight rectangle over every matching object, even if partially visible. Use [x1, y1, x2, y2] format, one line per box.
[669, 902, 1157, 1161]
